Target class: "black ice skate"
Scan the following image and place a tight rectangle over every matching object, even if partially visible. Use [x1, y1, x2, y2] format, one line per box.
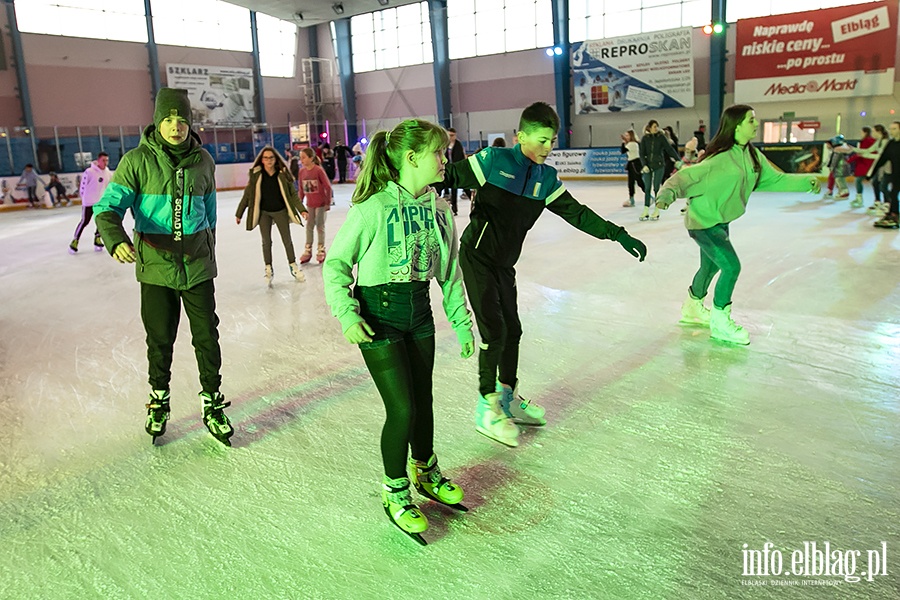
[201, 391, 234, 446]
[145, 390, 171, 444]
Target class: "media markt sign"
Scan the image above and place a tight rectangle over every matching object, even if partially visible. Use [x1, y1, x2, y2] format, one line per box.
[741, 541, 889, 588]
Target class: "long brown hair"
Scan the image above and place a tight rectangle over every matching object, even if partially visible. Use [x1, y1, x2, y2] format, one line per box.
[250, 146, 289, 172]
[351, 119, 449, 204]
[700, 104, 761, 177]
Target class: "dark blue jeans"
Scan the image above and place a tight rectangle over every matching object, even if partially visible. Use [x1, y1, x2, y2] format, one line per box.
[642, 167, 665, 206]
[688, 223, 741, 309]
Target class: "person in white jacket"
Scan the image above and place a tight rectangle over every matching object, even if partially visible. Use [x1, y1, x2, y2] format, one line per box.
[69, 152, 111, 253]
[322, 119, 474, 545]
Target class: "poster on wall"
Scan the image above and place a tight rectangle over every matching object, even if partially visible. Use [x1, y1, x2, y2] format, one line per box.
[735, 1, 898, 102]
[758, 143, 826, 174]
[165, 64, 256, 126]
[571, 27, 694, 113]
[544, 148, 627, 176]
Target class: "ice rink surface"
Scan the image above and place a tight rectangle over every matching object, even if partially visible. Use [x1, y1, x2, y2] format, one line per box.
[0, 181, 898, 599]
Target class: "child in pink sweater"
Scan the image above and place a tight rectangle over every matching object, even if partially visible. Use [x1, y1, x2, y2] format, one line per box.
[297, 147, 334, 263]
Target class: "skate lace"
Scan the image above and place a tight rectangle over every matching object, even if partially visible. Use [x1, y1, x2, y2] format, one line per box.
[384, 483, 414, 507]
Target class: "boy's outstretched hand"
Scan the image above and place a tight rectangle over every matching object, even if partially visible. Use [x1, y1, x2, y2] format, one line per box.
[460, 340, 475, 358]
[618, 233, 647, 262]
[655, 188, 676, 210]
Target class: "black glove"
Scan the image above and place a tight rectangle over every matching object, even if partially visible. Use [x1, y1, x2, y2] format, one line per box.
[618, 232, 647, 262]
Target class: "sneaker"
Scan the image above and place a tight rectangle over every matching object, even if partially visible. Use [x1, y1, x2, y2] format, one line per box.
[874, 213, 900, 229]
[650, 205, 660, 220]
[475, 392, 519, 447]
[264, 264, 273, 285]
[680, 293, 711, 326]
[200, 391, 234, 445]
[639, 207, 651, 221]
[850, 195, 863, 208]
[68, 239, 78, 254]
[496, 381, 546, 425]
[622, 197, 635, 207]
[145, 389, 171, 438]
[408, 454, 464, 506]
[710, 305, 750, 345]
[289, 262, 305, 282]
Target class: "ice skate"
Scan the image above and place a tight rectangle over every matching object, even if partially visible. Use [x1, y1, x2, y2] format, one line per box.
[835, 191, 850, 200]
[850, 194, 863, 208]
[649, 204, 660, 220]
[867, 203, 883, 215]
[264, 264, 273, 287]
[639, 207, 651, 221]
[299, 244, 312, 264]
[496, 381, 546, 426]
[874, 213, 900, 229]
[622, 197, 634, 207]
[475, 392, 519, 447]
[382, 476, 428, 545]
[145, 390, 171, 444]
[200, 391, 234, 446]
[68, 239, 78, 254]
[679, 292, 711, 326]
[289, 262, 305, 282]
[409, 454, 467, 511]
[710, 305, 750, 345]
[316, 244, 326, 263]
[93, 234, 104, 251]
[821, 192, 833, 201]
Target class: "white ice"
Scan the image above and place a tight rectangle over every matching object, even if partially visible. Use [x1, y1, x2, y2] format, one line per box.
[0, 182, 897, 598]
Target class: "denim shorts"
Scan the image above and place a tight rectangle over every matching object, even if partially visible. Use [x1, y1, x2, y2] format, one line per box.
[354, 281, 435, 349]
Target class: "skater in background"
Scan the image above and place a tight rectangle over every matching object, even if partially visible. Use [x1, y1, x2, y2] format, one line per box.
[661, 125, 680, 184]
[443, 128, 466, 215]
[333, 140, 353, 183]
[856, 124, 889, 215]
[17, 164, 40, 208]
[620, 129, 645, 207]
[323, 119, 474, 545]
[869, 121, 900, 229]
[94, 87, 234, 446]
[69, 152, 111, 253]
[45, 173, 67, 207]
[850, 127, 876, 209]
[639, 120, 682, 221]
[442, 101, 647, 448]
[320, 143, 336, 183]
[236, 146, 308, 284]
[822, 135, 852, 200]
[655, 104, 820, 345]
[296, 147, 332, 264]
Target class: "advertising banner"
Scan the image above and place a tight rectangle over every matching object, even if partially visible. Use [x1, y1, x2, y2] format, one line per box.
[571, 27, 694, 113]
[735, 1, 898, 102]
[757, 143, 827, 174]
[165, 64, 256, 126]
[545, 148, 628, 176]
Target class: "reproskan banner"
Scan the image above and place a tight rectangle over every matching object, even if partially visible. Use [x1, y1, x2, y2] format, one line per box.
[734, 1, 897, 102]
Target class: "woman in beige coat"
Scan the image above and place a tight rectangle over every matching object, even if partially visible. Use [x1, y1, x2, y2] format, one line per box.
[236, 146, 309, 284]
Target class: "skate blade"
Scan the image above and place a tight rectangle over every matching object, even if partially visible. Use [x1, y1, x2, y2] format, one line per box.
[416, 488, 469, 512]
[383, 506, 428, 545]
[678, 317, 710, 326]
[513, 416, 547, 427]
[475, 425, 519, 447]
[710, 334, 750, 346]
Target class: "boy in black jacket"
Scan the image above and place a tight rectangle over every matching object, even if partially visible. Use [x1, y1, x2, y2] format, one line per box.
[443, 102, 647, 447]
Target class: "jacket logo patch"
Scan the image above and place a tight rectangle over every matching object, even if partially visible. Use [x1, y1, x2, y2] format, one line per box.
[498, 170, 515, 179]
[533, 182, 541, 196]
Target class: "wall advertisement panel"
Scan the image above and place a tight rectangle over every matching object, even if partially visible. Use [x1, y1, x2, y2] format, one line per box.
[735, 1, 898, 103]
[545, 148, 627, 176]
[571, 27, 694, 114]
[165, 64, 256, 126]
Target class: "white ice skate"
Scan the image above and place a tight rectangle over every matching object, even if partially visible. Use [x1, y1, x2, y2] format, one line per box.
[475, 393, 519, 447]
[496, 382, 546, 426]
[289, 262, 305, 282]
[264, 264, 273, 287]
[710, 305, 750, 345]
[679, 293, 711, 326]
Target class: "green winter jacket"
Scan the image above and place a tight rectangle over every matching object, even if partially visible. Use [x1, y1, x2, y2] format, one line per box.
[657, 144, 813, 230]
[94, 126, 218, 290]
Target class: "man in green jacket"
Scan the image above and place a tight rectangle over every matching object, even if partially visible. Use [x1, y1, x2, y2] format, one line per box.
[94, 88, 234, 446]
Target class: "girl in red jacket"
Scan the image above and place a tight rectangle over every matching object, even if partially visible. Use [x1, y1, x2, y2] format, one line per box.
[297, 147, 333, 263]
[851, 126, 876, 208]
